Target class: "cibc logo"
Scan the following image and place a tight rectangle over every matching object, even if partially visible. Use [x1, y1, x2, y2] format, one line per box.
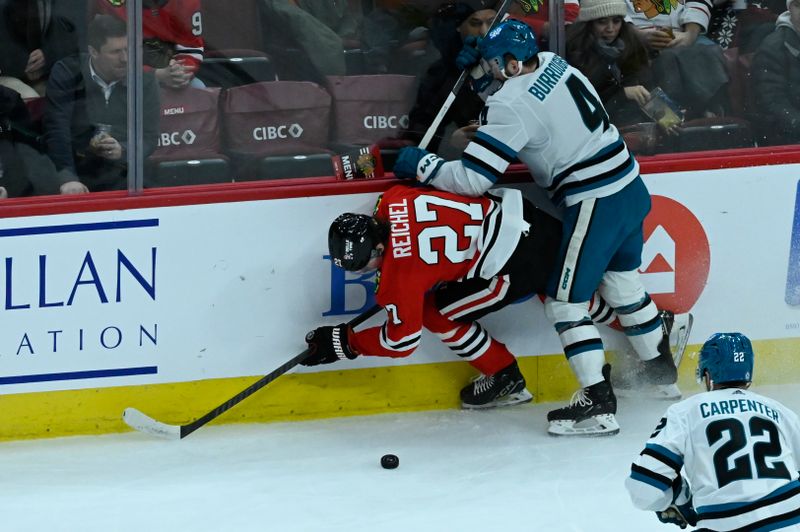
[253, 123, 304, 141]
[641, 195, 710, 313]
[158, 129, 197, 147]
[363, 115, 409, 130]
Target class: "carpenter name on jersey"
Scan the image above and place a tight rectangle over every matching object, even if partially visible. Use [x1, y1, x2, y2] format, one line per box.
[625, 388, 800, 531]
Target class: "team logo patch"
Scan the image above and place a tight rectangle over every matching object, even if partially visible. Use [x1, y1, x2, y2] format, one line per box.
[631, 0, 678, 18]
[356, 152, 376, 178]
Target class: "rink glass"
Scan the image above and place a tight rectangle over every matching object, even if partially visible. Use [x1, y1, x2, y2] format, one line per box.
[0, 0, 794, 196]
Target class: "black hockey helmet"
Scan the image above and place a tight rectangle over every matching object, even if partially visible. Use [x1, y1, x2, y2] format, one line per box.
[329, 213, 382, 271]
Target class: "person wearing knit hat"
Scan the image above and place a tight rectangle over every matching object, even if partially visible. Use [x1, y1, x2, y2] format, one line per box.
[566, 0, 654, 128]
[397, 0, 499, 156]
[577, 0, 628, 22]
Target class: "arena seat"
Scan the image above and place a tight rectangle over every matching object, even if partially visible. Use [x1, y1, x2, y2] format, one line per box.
[326, 75, 416, 146]
[147, 86, 231, 187]
[221, 80, 333, 180]
[198, 0, 275, 87]
[199, 50, 278, 88]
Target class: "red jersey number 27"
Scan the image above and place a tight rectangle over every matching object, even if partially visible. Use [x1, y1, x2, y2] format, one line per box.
[414, 195, 483, 266]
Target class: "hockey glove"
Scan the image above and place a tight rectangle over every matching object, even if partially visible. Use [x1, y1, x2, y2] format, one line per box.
[455, 35, 482, 71]
[656, 502, 698, 529]
[393, 147, 445, 185]
[302, 324, 358, 366]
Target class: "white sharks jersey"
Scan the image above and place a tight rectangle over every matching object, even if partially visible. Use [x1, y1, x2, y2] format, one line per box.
[427, 52, 640, 207]
[626, 388, 800, 531]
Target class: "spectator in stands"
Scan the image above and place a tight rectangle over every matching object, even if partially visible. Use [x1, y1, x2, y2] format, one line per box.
[708, 0, 784, 53]
[0, 0, 80, 98]
[360, 1, 433, 75]
[625, 0, 731, 118]
[0, 84, 78, 196]
[91, 0, 205, 89]
[398, 0, 497, 157]
[43, 14, 160, 192]
[566, 0, 653, 127]
[751, 0, 800, 145]
[260, 0, 348, 82]
[509, 0, 580, 51]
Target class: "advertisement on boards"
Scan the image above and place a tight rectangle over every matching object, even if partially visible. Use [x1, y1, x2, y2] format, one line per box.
[0, 164, 798, 394]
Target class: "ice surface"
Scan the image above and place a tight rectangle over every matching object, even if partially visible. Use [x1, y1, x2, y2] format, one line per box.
[1, 384, 798, 532]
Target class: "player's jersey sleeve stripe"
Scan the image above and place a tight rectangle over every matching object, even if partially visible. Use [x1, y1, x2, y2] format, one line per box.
[380, 324, 421, 352]
[468, 202, 502, 279]
[549, 140, 626, 192]
[643, 444, 683, 472]
[473, 131, 518, 160]
[629, 463, 673, 491]
[463, 153, 504, 183]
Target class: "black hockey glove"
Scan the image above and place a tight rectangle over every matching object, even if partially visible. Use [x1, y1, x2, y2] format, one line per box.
[302, 324, 358, 366]
[656, 501, 698, 529]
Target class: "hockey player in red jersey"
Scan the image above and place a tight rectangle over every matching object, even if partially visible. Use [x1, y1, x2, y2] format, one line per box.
[303, 183, 563, 408]
[92, 0, 204, 88]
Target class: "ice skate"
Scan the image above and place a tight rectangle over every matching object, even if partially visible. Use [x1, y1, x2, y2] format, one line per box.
[615, 311, 693, 401]
[547, 364, 619, 436]
[460, 360, 533, 409]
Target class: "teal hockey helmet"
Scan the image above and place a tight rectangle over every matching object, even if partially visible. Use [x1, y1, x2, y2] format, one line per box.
[696, 332, 754, 385]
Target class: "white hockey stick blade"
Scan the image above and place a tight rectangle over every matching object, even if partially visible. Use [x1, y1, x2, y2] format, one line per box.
[123, 407, 181, 440]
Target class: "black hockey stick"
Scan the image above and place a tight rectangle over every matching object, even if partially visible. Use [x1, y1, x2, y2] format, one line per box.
[123, 304, 382, 440]
[417, 0, 515, 149]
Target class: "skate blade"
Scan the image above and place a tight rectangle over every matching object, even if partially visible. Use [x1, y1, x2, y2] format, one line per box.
[615, 383, 681, 401]
[670, 313, 693, 369]
[461, 388, 533, 410]
[547, 414, 620, 437]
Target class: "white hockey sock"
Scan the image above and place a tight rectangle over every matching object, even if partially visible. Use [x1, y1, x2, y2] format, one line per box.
[616, 297, 661, 362]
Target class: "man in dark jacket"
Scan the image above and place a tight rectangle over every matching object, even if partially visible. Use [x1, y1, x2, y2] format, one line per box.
[43, 14, 159, 192]
[0, 0, 81, 97]
[752, 0, 800, 145]
[0, 84, 75, 197]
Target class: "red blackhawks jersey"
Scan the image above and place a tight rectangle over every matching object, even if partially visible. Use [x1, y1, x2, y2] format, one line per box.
[94, 0, 204, 71]
[348, 185, 526, 359]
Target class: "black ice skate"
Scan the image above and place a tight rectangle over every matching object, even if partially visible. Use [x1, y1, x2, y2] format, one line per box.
[615, 311, 693, 401]
[460, 360, 533, 409]
[547, 364, 619, 437]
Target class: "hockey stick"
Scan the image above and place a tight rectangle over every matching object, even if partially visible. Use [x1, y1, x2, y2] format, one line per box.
[417, 0, 515, 149]
[123, 304, 383, 440]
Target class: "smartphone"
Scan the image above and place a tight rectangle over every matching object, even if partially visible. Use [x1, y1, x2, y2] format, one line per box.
[785, 180, 800, 305]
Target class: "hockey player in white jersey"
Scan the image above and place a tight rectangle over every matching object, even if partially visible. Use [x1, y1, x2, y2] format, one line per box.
[392, 19, 683, 436]
[625, 332, 800, 531]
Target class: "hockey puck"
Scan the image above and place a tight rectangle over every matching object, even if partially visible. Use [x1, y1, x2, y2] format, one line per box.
[380, 454, 399, 469]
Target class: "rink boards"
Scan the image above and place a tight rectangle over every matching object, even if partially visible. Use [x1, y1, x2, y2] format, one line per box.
[1, 163, 800, 440]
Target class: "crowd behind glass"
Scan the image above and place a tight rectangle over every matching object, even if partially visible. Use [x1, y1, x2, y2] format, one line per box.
[0, 0, 796, 198]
